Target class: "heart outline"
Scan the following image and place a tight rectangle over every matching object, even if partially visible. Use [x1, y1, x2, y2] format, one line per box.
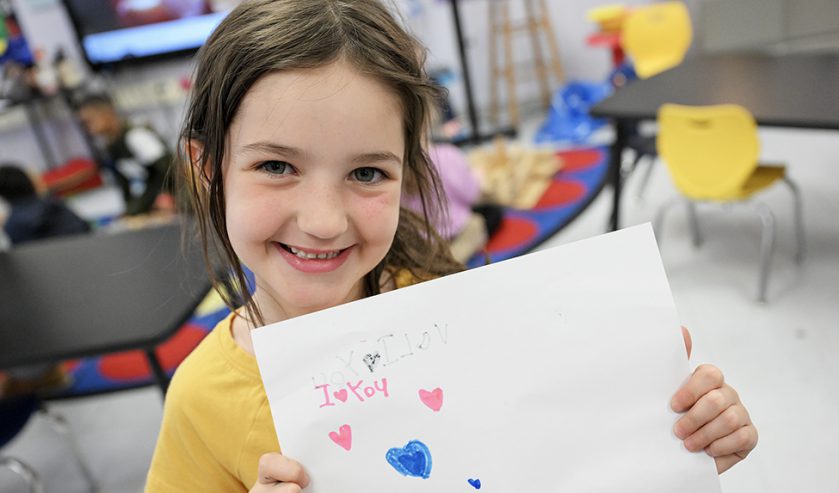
[328, 424, 352, 451]
[418, 387, 444, 412]
[385, 439, 432, 479]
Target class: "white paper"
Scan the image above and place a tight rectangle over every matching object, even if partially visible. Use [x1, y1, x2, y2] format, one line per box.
[253, 224, 721, 492]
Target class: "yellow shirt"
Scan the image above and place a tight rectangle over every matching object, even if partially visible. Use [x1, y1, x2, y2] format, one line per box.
[145, 311, 276, 492]
[146, 270, 422, 492]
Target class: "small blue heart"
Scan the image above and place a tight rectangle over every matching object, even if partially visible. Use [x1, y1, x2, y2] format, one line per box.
[468, 478, 482, 489]
[385, 440, 432, 479]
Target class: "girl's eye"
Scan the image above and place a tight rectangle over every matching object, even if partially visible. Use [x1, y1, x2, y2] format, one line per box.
[258, 160, 294, 175]
[351, 167, 384, 183]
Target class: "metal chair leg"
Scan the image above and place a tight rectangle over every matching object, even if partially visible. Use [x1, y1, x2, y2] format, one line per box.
[1, 456, 46, 493]
[40, 405, 99, 492]
[755, 203, 776, 303]
[620, 148, 640, 180]
[783, 176, 806, 264]
[686, 200, 703, 247]
[635, 156, 656, 201]
[653, 195, 681, 244]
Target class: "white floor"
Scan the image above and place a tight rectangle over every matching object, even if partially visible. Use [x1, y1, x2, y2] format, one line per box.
[2, 126, 837, 492]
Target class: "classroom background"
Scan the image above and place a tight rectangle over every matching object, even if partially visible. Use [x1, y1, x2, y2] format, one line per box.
[1, 0, 837, 491]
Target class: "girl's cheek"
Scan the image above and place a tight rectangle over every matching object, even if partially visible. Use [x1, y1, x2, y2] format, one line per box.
[225, 195, 279, 242]
[359, 191, 401, 223]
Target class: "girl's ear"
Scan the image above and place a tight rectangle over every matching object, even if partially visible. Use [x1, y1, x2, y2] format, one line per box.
[186, 139, 211, 189]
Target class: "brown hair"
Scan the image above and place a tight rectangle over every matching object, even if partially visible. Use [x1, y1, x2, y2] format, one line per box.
[180, 0, 463, 326]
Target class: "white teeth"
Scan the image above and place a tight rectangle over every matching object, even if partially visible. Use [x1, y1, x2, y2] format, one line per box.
[287, 245, 340, 260]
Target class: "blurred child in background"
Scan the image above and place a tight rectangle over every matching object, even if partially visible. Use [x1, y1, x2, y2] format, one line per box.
[0, 163, 89, 245]
[405, 144, 502, 263]
[76, 93, 175, 216]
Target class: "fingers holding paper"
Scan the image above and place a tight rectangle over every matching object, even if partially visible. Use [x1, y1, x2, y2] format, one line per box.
[250, 453, 310, 492]
[681, 326, 692, 358]
[671, 364, 758, 474]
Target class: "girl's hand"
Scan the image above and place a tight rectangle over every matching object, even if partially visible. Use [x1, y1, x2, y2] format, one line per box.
[671, 342, 758, 474]
[249, 453, 310, 492]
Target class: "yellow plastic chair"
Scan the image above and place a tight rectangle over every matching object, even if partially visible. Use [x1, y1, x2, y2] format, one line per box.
[618, 2, 693, 202]
[621, 1, 692, 79]
[654, 104, 805, 302]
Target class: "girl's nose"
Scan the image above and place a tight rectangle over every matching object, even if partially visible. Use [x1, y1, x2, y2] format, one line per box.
[295, 184, 348, 240]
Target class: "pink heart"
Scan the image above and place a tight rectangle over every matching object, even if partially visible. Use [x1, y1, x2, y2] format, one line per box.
[418, 388, 444, 412]
[333, 389, 348, 402]
[329, 424, 352, 451]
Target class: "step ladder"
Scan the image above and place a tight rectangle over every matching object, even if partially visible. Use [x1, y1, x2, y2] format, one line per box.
[488, 0, 565, 128]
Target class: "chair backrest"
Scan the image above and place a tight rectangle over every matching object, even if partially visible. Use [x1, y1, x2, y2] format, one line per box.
[621, 1, 692, 78]
[657, 103, 760, 200]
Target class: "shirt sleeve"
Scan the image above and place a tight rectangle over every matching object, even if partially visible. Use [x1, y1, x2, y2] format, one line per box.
[145, 367, 247, 492]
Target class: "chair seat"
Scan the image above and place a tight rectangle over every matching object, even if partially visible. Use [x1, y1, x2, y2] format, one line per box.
[734, 164, 786, 200]
[692, 164, 786, 201]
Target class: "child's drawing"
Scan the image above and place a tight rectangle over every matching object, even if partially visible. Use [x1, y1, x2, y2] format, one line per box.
[418, 388, 444, 412]
[385, 440, 433, 479]
[329, 424, 352, 451]
[363, 352, 381, 373]
[254, 225, 725, 492]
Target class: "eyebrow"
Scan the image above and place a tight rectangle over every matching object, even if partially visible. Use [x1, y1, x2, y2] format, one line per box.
[237, 142, 302, 158]
[351, 151, 402, 166]
[237, 141, 402, 166]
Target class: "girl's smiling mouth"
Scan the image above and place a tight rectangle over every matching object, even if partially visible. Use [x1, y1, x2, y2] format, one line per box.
[274, 243, 354, 273]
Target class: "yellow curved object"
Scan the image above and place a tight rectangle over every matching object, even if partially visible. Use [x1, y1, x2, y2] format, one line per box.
[621, 1, 692, 78]
[194, 288, 228, 316]
[587, 4, 627, 33]
[657, 103, 785, 201]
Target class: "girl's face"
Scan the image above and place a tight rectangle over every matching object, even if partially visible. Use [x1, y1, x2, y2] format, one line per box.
[223, 61, 405, 323]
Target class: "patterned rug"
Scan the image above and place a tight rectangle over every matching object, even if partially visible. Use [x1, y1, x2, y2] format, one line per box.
[467, 146, 609, 267]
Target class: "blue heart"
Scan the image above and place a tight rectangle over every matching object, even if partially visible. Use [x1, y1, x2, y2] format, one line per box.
[468, 478, 482, 489]
[385, 440, 432, 479]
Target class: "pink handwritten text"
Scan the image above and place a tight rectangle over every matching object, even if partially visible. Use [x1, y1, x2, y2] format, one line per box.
[315, 378, 390, 408]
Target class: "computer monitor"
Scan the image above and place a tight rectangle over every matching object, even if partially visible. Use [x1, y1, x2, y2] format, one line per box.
[61, 0, 239, 69]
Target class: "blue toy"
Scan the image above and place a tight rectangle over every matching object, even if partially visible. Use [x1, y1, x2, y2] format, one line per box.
[534, 80, 612, 145]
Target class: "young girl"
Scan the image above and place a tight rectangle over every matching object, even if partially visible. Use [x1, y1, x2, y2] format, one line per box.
[146, 1, 757, 491]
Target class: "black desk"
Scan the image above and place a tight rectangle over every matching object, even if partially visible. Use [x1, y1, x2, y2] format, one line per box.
[0, 221, 212, 393]
[590, 53, 839, 230]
